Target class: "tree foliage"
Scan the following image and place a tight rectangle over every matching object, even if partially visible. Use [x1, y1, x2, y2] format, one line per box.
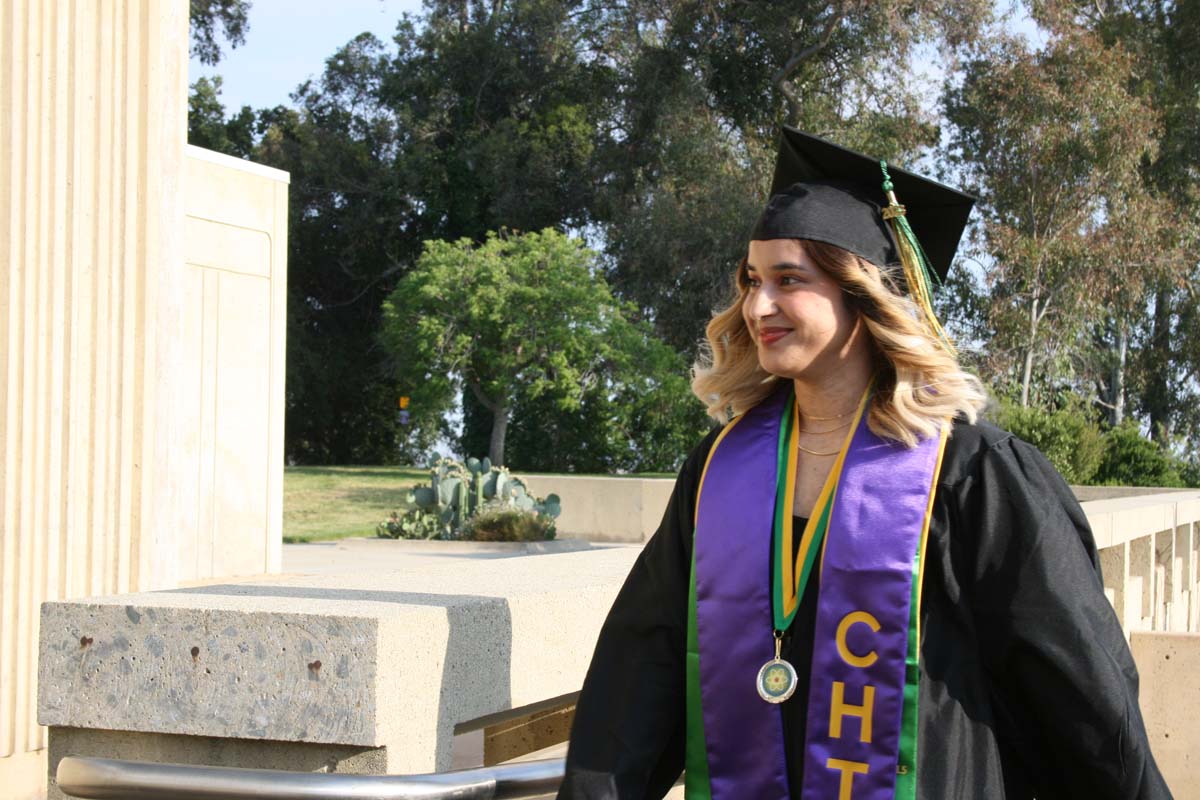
[190, 0, 251, 65]
[1028, 0, 1200, 445]
[380, 229, 708, 470]
[187, 77, 256, 156]
[945, 31, 1160, 408]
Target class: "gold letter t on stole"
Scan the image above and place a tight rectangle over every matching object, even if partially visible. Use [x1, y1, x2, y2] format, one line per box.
[826, 758, 869, 800]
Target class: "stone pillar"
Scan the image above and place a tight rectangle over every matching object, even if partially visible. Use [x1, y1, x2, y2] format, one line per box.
[0, 1, 188, 796]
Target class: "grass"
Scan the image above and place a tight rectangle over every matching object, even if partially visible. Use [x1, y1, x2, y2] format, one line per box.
[283, 464, 679, 543]
[283, 465, 427, 543]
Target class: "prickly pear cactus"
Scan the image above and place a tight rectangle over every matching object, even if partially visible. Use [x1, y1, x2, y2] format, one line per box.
[535, 493, 562, 519]
[385, 456, 562, 540]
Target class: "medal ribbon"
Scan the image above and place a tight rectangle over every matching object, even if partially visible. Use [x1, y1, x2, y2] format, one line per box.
[771, 385, 870, 634]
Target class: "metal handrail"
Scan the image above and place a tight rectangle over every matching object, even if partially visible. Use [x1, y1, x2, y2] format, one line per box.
[56, 755, 565, 800]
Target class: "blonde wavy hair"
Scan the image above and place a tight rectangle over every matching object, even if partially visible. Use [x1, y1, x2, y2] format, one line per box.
[691, 239, 988, 447]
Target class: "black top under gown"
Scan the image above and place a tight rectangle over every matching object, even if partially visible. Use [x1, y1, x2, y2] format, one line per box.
[557, 419, 1173, 800]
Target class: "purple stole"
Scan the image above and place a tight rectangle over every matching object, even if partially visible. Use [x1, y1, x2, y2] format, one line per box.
[688, 383, 946, 799]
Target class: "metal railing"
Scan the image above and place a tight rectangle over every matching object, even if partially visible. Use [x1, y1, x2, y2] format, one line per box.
[56, 755, 565, 800]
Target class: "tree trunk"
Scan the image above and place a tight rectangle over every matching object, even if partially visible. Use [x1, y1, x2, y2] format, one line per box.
[489, 405, 510, 467]
[1111, 324, 1127, 427]
[1148, 286, 1173, 444]
[1020, 348, 1034, 408]
[1021, 295, 1039, 408]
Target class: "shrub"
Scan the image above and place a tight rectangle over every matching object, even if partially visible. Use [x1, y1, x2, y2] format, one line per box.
[461, 504, 557, 542]
[1180, 458, 1200, 489]
[1094, 422, 1185, 488]
[994, 401, 1105, 484]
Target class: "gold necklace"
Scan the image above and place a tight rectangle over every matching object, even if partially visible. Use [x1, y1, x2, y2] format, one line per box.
[797, 406, 857, 421]
[797, 418, 852, 435]
[797, 443, 841, 456]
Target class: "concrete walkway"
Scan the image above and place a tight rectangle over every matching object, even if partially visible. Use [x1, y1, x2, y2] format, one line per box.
[282, 537, 629, 576]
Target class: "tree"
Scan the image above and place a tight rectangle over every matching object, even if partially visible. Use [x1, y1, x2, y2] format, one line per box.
[381, 229, 707, 468]
[190, 0, 251, 66]
[944, 31, 1159, 407]
[584, 0, 993, 357]
[384, 1, 613, 242]
[254, 4, 617, 464]
[1029, 0, 1200, 446]
[187, 76, 256, 157]
[993, 399, 1106, 484]
[1083, 189, 1188, 426]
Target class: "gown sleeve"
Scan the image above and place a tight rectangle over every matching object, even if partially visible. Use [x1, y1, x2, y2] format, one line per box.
[958, 434, 1173, 799]
[557, 429, 719, 800]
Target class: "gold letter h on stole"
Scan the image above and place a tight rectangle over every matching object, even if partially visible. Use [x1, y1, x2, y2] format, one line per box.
[829, 681, 875, 742]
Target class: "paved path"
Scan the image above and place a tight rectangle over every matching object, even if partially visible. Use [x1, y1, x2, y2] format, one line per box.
[282, 537, 630, 575]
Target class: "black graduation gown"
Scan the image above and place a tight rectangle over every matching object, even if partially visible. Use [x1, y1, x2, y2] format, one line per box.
[558, 419, 1173, 799]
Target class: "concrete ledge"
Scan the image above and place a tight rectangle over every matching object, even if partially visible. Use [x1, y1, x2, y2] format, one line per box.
[1131, 632, 1200, 798]
[526, 474, 1200, 547]
[298, 537, 593, 555]
[1082, 491, 1200, 549]
[38, 549, 640, 778]
[523, 475, 674, 543]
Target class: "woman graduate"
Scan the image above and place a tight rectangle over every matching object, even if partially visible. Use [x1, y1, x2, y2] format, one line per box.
[557, 128, 1172, 800]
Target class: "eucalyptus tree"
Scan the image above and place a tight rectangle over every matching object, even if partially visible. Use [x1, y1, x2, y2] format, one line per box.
[1028, 0, 1200, 442]
[944, 31, 1159, 407]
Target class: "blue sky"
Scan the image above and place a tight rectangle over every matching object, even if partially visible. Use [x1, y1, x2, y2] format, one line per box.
[190, 0, 425, 112]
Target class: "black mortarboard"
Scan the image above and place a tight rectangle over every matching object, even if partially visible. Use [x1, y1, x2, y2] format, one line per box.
[751, 127, 975, 282]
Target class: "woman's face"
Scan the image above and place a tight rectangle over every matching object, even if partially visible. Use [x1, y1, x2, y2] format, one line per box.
[742, 239, 865, 382]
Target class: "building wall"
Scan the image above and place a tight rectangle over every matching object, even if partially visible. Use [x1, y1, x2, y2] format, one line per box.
[1, 3, 288, 797]
[178, 146, 288, 579]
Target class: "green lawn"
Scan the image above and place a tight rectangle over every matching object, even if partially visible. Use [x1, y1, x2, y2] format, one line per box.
[283, 466, 427, 543]
[283, 465, 678, 543]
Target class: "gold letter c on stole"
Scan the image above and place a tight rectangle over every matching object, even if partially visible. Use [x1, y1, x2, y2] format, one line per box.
[835, 610, 880, 668]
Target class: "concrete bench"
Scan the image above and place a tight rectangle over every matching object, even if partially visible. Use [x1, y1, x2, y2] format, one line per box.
[38, 548, 640, 799]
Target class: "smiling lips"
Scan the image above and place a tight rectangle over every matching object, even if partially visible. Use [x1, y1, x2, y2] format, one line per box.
[757, 327, 792, 345]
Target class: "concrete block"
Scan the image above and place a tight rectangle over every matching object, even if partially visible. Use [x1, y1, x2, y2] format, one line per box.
[523, 475, 675, 543]
[38, 549, 640, 776]
[38, 603, 381, 745]
[1131, 632, 1200, 799]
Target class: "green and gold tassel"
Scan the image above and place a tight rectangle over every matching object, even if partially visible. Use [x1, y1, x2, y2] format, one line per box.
[879, 161, 956, 355]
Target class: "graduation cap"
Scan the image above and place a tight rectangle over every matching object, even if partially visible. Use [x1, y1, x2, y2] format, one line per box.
[752, 127, 976, 350]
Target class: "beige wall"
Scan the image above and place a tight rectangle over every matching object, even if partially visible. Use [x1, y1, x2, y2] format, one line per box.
[179, 146, 289, 579]
[1131, 633, 1200, 798]
[523, 474, 675, 543]
[1, 2, 289, 797]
